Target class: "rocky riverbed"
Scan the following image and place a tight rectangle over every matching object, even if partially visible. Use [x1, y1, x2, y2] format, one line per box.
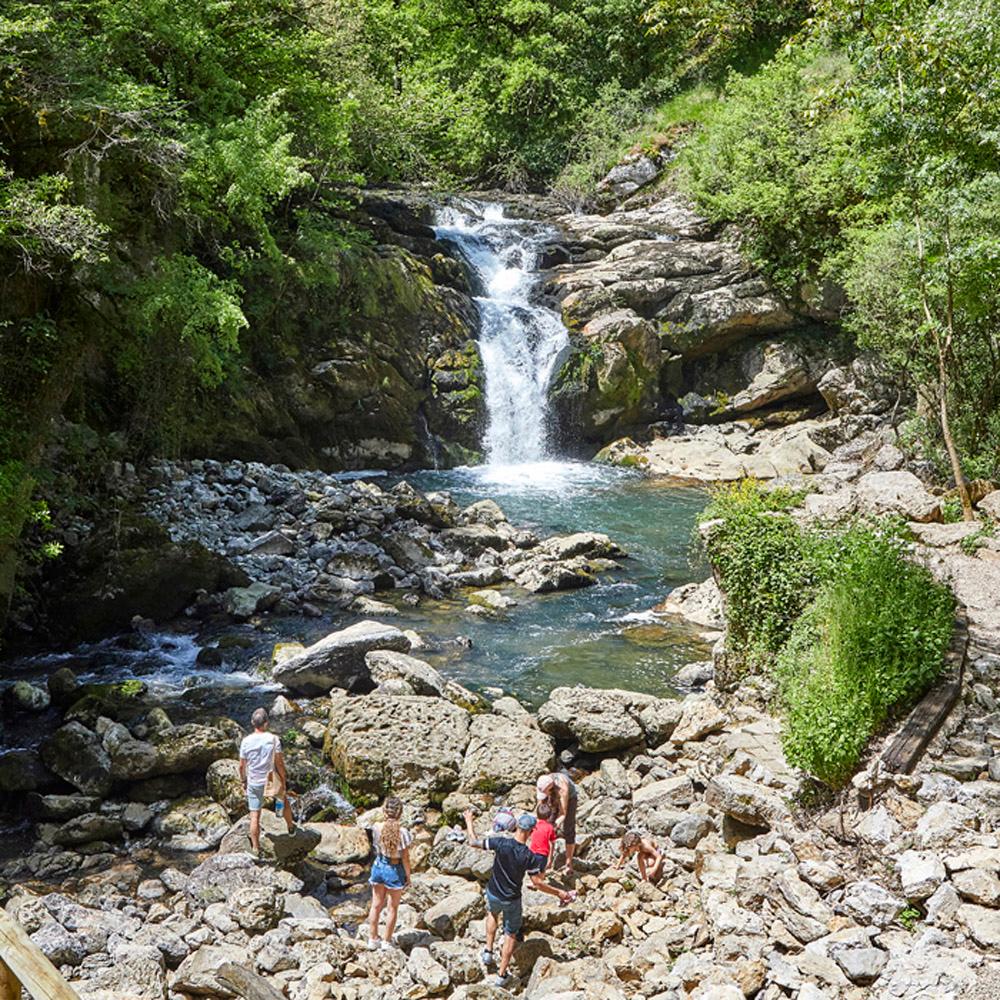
[5, 620, 1000, 1000]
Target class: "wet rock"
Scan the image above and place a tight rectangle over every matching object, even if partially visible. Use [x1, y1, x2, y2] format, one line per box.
[6, 680, 51, 712]
[222, 582, 281, 619]
[326, 693, 470, 799]
[0, 748, 52, 792]
[40, 722, 113, 797]
[273, 620, 411, 695]
[47, 666, 79, 706]
[27, 793, 100, 820]
[458, 713, 555, 793]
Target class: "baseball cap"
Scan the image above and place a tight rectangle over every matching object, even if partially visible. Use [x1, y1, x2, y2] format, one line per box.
[516, 813, 537, 831]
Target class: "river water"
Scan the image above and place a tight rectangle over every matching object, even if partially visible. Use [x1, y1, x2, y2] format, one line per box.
[1, 200, 709, 734]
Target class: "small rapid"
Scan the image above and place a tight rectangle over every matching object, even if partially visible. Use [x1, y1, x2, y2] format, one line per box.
[434, 202, 568, 466]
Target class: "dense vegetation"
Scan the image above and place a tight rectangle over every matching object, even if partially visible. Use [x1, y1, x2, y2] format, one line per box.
[701, 482, 955, 788]
[2, 0, 998, 629]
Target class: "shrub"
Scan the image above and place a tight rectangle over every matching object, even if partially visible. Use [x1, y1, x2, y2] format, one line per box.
[699, 480, 814, 674]
[776, 523, 955, 786]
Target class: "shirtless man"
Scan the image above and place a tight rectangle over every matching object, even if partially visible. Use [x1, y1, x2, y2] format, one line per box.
[536, 771, 578, 872]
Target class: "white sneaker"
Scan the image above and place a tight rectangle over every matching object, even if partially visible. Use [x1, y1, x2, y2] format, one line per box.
[367, 937, 379, 951]
[379, 939, 393, 951]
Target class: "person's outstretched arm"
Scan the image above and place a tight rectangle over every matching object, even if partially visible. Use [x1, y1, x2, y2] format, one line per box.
[463, 809, 485, 848]
[530, 872, 571, 903]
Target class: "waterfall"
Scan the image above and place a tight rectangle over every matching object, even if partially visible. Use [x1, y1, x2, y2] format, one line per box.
[434, 202, 568, 467]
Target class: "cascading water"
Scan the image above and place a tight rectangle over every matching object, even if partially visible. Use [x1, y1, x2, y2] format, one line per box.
[434, 202, 568, 468]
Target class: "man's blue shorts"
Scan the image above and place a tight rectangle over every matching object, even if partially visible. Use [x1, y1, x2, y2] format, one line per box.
[485, 887, 523, 936]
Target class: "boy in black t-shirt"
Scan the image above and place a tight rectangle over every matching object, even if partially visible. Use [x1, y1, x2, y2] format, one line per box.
[464, 808, 572, 988]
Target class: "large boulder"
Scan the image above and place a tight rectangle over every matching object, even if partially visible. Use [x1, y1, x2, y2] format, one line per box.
[325, 693, 470, 800]
[172, 944, 253, 997]
[185, 852, 304, 906]
[458, 714, 555, 793]
[102, 722, 158, 781]
[366, 649, 446, 697]
[536, 686, 665, 752]
[855, 471, 940, 523]
[39, 722, 113, 797]
[217, 811, 320, 866]
[272, 620, 411, 695]
[705, 773, 791, 829]
[307, 822, 372, 864]
[147, 722, 237, 776]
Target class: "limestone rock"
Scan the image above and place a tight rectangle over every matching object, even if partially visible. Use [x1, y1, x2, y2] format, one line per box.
[206, 758, 247, 819]
[222, 582, 281, 619]
[172, 944, 252, 997]
[307, 822, 372, 865]
[147, 722, 236, 776]
[855, 471, 941, 523]
[897, 850, 946, 901]
[217, 811, 320, 866]
[840, 880, 905, 928]
[458, 713, 555, 793]
[959, 904, 1000, 948]
[536, 686, 660, 752]
[423, 890, 483, 939]
[705, 773, 790, 828]
[365, 649, 446, 697]
[227, 885, 284, 933]
[326, 693, 470, 799]
[672, 696, 727, 743]
[273, 620, 411, 695]
[185, 852, 303, 906]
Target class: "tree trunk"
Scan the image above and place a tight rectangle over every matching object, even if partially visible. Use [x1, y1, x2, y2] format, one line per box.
[937, 376, 974, 521]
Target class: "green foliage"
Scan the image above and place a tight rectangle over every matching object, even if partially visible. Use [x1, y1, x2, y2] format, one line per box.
[776, 522, 954, 787]
[675, 47, 867, 290]
[700, 480, 813, 671]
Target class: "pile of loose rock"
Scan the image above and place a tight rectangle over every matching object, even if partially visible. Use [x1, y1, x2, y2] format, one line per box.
[141, 460, 625, 619]
[7, 613, 1000, 999]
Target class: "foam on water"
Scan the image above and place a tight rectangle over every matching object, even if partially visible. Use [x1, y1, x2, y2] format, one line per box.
[435, 202, 568, 467]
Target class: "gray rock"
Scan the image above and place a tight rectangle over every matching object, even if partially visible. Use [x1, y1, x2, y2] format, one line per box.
[365, 649, 446, 697]
[704, 773, 790, 829]
[217, 811, 320, 866]
[840, 880, 905, 928]
[6, 680, 51, 712]
[830, 945, 888, 985]
[52, 812, 123, 846]
[222, 581, 281, 619]
[0, 748, 52, 792]
[327, 693, 470, 799]
[39, 723, 113, 796]
[669, 814, 713, 848]
[855, 471, 940, 523]
[458, 713, 555, 793]
[897, 850, 946, 901]
[537, 686, 659, 752]
[273, 620, 411, 695]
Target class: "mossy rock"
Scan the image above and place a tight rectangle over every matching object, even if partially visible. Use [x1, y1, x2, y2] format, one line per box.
[64, 680, 149, 726]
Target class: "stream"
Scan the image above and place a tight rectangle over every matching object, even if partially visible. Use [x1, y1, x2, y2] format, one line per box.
[1, 200, 709, 741]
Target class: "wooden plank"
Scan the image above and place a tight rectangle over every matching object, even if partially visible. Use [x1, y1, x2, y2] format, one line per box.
[0, 958, 22, 1000]
[881, 677, 962, 774]
[218, 963, 287, 1000]
[0, 910, 79, 1000]
[880, 612, 969, 776]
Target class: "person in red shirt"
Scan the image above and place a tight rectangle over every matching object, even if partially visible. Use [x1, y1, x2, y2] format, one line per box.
[528, 800, 557, 870]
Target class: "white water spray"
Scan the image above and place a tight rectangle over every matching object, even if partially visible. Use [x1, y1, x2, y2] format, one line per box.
[434, 202, 568, 468]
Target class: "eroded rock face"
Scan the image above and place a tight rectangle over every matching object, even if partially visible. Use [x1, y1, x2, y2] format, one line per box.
[325, 693, 471, 799]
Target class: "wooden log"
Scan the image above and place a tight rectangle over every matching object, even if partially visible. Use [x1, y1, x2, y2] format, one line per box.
[218, 963, 287, 1000]
[0, 958, 22, 1000]
[0, 910, 78, 1000]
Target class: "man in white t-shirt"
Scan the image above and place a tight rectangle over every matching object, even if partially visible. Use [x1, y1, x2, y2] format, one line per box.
[239, 707, 292, 855]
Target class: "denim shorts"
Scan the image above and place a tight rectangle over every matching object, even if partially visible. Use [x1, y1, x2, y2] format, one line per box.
[247, 783, 265, 811]
[369, 855, 407, 890]
[485, 888, 523, 936]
